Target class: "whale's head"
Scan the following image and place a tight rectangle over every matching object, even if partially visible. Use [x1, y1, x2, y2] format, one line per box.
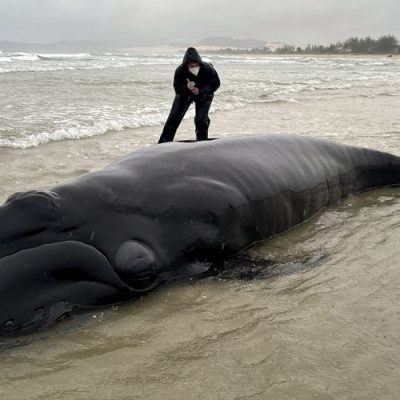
[0, 190, 129, 335]
[0, 238, 131, 335]
[0, 190, 164, 335]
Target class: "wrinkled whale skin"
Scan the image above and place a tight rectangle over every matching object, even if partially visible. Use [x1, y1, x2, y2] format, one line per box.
[1, 134, 400, 334]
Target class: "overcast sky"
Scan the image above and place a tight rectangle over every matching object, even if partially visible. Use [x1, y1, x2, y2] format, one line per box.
[1, 0, 399, 46]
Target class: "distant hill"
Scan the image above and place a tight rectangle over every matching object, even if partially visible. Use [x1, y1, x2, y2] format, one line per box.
[0, 37, 287, 54]
[196, 37, 269, 49]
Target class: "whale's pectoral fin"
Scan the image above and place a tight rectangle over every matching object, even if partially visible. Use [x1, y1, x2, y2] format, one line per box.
[172, 261, 212, 280]
[207, 251, 329, 281]
[114, 241, 160, 292]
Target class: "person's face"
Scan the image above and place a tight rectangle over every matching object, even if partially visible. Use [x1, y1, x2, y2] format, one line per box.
[188, 62, 200, 69]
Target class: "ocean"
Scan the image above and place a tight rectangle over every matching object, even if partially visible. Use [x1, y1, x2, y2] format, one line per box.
[1, 50, 400, 400]
[1, 50, 399, 148]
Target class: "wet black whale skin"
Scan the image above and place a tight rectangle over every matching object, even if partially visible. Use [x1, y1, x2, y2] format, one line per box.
[1, 134, 400, 334]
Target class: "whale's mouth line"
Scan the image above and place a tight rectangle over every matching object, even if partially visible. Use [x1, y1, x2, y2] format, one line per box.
[0, 242, 113, 292]
[1, 238, 110, 265]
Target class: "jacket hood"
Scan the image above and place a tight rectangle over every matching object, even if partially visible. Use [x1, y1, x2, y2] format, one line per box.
[182, 47, 203, 65]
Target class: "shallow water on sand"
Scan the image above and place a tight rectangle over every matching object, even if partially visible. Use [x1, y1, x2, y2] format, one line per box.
[1, 188, 400, 400]
[1, 55, 400, 399]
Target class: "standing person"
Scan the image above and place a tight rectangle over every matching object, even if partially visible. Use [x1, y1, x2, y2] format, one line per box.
[158, 47, 220, 143]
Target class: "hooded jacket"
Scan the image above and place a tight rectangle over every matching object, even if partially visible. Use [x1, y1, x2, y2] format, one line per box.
[173, 47, 220, 101]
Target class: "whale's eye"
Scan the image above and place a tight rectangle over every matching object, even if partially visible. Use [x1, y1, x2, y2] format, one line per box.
[114, 241, 158, 290]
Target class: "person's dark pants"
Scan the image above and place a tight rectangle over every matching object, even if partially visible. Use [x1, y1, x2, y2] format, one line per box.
[158, 94, 213, 143]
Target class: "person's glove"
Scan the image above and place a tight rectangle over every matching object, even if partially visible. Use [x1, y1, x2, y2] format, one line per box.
[187, 80, 196, 90]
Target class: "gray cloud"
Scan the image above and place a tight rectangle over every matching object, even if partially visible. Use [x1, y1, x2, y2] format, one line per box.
[1, 0, 399, 46]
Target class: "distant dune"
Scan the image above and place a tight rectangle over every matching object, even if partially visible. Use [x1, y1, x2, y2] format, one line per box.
[196, 36, 268, 48]
[195, 36, 287, 51]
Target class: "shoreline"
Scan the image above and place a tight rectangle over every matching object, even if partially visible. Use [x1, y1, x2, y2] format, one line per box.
[0, 107, 256, 202]
[207, 51, 399, 58]
[1, 89, 400, 202]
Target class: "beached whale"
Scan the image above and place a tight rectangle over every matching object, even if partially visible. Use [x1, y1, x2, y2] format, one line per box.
[1, 134, 400, 335]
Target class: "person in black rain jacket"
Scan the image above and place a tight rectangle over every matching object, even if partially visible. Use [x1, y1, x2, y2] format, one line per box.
[158, 47, 220, 143]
